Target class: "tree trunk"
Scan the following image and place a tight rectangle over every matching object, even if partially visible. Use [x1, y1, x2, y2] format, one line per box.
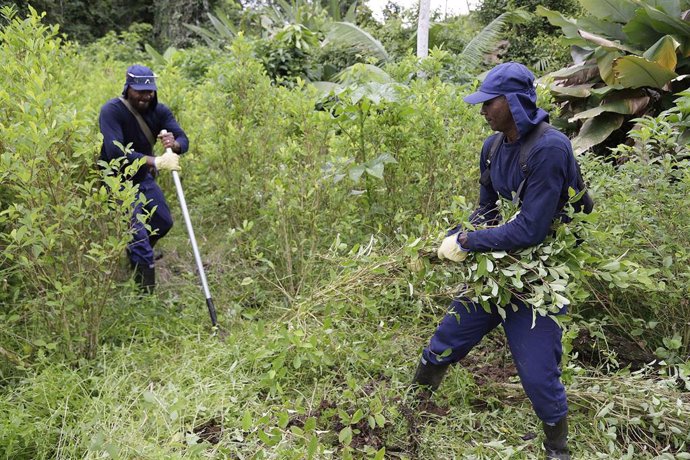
[416, 0, 430, 58]
[154, 0, 216, 48]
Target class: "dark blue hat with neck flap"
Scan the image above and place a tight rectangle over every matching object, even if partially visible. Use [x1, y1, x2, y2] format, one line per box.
[464, 62, 548, 137]
[463, 62, 536, 104]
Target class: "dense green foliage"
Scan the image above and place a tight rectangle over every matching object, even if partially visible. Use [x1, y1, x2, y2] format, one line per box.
[0, 0, 153, 43]
[2, 0, 225, 46]
[540, 0, 690, 155]
[1, 6, 690, 460]
[0, 6, 143, 361]
[476, 0, 580, 72]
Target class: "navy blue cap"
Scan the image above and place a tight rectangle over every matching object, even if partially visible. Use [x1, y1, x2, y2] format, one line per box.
[125, 64, 157, 91]
[463, 62, 536, 104]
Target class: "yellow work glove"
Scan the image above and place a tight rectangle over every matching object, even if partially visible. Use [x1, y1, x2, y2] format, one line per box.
[154, 150, 181, 172]
[437, 233, 468, 262]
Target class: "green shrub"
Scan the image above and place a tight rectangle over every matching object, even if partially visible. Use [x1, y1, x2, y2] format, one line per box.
[580, 125, 690, 357]
[176, 40, 487, 301]
[0, 6, 136, 361]
[82, 22, 152, 63]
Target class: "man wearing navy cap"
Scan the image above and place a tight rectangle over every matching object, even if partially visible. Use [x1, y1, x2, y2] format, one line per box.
[413, 62, 582, 459]
[99, 64, 189, 292]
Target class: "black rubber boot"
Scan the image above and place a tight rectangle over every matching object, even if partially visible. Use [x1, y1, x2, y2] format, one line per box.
[133, 264, 155, 294]
[411, 358, 450, 392]
[543, 416, 570, 460]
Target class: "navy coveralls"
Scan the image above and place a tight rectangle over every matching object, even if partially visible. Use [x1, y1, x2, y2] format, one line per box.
[423, 107, 582, 424]
[98, 94, 189, 268]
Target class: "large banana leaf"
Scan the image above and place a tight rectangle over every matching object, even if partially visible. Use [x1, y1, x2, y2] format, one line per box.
[579, 30, 640, 53]
[311, 81, 342, 97]
[578, 0, 638, 24]
[322, 22, 389, 62]
[549, 83, 594, 98]
[578, 17, 627, 42]
[538, 5, 630, 44]
[334, 63, 393, 85]
[612, 55, 678, 88]
[535, 6, 580, 39]
[625, 4, 690, 55]
[644, 0, 683, 18]
[643, 35, 679, 70]
[623, 8, 665, 48]
[542, 0, 690, 154]
[348, 82, 401, 105]
[572, 112, 624, 154]
[595, 48, 623, 86]
[641, 3, 690, 56]
[549, 62, 599, 80]
[640, 3, 690, 36]
[569, 93, 651, 121]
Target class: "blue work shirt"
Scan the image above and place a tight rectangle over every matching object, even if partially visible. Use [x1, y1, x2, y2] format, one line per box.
[465, 128, 582, 252]
[98, 96, 189, 183]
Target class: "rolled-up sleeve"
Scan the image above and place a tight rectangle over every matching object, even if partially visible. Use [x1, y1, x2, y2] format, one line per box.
[157, 105, 189, 155]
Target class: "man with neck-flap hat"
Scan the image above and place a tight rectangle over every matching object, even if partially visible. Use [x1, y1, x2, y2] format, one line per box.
[413, 62, 589, 460]
[98, 64, 189, 293]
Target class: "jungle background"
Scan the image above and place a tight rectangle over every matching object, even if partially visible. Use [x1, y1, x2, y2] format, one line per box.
[1, 0, 690, 458]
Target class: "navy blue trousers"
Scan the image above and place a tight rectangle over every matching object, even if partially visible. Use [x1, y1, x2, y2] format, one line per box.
[128, 175, 173, 267]
[422, 297, 568, 424]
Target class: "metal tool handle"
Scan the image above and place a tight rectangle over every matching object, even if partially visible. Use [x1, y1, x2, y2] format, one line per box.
[161, 130, 218, 327]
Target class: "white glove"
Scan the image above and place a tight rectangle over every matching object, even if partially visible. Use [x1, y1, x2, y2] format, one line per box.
[154, 150, 180, 171]
[437, 234, 468, 262]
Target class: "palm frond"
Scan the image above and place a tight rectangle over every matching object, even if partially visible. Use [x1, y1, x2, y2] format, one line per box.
[460, 9, 531, 70]
[334, 63, 393, 85]
[274, 0, 299, 25]
[212, 8, 238, 37]
[327, 0, 342, 21]
[184, 8, 236, 48]
[323, 21, 389, 62]
[344, 1, 358, 23]
[145, 44, 166, 66]
[183, 23, 221, 48]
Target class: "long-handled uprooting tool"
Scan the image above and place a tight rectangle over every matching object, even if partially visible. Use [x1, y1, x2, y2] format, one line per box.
[161, 130, 218, 331]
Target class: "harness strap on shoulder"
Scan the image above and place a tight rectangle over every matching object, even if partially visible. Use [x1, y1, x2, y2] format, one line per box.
[479, 133, 504, 188]
[118, 96, 156, 148]
[518, 122, 552, 173]
[513, 121, 553, 204]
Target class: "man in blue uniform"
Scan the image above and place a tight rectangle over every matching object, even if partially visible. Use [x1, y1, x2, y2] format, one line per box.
[99, 64, 189, 292]
[413, 62, 578, 459]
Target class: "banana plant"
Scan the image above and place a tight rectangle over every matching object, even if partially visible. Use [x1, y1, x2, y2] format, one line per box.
[538, 0, 690, 154]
